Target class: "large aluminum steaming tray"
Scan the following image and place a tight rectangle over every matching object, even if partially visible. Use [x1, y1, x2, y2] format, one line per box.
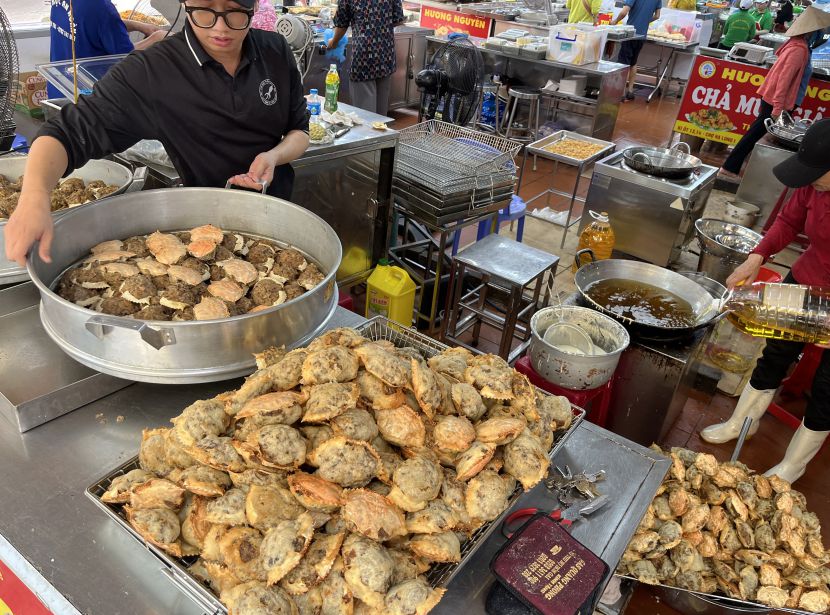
[0, 156, 141, 285]
[85, 316, 586, 613]
[527, 130, 615, 165]
[27, 188, 342, 384]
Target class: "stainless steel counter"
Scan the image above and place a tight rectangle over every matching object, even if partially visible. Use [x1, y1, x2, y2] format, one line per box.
[0, 307, 365, 615]
[0, 356, 667, 615]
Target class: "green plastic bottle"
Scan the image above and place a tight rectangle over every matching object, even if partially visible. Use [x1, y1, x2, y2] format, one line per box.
[324, 64, 340, 113]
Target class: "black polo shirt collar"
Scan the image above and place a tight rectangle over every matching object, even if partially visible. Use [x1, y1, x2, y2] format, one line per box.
[182, 20, 258, 70]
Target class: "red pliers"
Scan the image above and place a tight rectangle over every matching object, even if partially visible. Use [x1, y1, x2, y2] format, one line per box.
[501, 495, 609, 539]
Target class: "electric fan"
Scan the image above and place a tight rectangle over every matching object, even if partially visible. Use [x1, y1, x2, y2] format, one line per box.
[415, 35, 484, 126]
[0, 7, 19, 152]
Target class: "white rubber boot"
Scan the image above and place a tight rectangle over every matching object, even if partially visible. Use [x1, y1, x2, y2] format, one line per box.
[765, 422, 829, 484]
[699, 383, 775, 444]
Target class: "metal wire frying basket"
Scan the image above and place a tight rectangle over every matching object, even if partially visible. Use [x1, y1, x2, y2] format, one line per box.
[395, 120, 522, 196]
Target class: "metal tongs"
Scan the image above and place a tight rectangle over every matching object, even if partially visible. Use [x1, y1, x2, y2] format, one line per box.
[501, 495, 610, 538]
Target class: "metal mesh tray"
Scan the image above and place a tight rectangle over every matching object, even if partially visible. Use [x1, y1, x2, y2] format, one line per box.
[85, 315, 585, 611]
[618, 575, 820, 615]
[526, 130, 615, 164]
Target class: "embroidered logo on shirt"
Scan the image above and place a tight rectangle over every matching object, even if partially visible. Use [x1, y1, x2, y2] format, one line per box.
[259, 79, 278, 106]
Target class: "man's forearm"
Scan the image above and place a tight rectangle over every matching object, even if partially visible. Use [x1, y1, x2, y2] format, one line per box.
[330, 26, 348, 46]
[123, 19, 156, 36]
[271, 130, 310, 166]
[613, 6, 630, 24]
[20, 136, 70, 208]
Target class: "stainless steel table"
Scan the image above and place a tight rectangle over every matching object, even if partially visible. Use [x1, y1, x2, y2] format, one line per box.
[0, 306, 667, 614]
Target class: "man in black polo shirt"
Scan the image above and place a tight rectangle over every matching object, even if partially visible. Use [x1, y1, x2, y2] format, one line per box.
[5, 0, 309, 267]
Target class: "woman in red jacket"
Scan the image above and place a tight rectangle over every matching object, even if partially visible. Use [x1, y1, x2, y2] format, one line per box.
[720, 7, 830, 178]
[701, 119, 830, 484]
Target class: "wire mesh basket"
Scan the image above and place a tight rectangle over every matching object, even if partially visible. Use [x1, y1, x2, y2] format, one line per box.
[395, 120, 522, 196]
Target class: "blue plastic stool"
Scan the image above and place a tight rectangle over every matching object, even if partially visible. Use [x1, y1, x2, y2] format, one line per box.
[11, 134, 29, 152]
[476, 195, 527, 242]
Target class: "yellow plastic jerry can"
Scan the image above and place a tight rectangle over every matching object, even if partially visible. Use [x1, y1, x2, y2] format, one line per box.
[366, 259, 416, 325]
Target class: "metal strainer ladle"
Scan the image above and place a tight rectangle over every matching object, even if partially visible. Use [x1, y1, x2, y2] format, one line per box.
[543, 322, 595, 355]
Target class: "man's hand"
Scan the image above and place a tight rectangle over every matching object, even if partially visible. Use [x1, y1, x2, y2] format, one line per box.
[725, 253, 764, 289]
[4, 190, 56, 266]
[227, 151, 280, 192]
[135, 30, 167, 51]
[327, 38, 339, 50]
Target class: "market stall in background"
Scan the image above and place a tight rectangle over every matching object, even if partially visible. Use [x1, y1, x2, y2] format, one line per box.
[1, 0, 830, 614]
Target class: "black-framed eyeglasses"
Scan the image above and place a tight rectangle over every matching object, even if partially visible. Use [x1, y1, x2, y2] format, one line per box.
[184, 6, 254, 30]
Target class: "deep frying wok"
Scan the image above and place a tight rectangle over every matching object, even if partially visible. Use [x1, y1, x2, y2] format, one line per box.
[622, 142, 702, 180]
[574, 250, 723, 341]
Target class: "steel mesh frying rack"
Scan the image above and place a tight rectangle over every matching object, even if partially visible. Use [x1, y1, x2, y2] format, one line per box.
[85, 316, 585, 612]
[0, 8, 20, 151]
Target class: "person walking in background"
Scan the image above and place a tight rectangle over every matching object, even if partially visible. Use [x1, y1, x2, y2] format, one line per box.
[327, 0, 405, 115]
[567, 0, 601, 24]
[750, 0, 774, 35]
[49, 0, 165, 98]
[719, 7, 830, 179]
[775, 0, 794, 31]
[720, 0, 757, 49]
[611, 0, 662, 101]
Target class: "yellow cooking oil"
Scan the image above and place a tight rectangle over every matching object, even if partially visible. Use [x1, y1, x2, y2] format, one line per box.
[573, 210, 615, 272]
[366, 259, 415, 325]
[724, 283, 830, 344]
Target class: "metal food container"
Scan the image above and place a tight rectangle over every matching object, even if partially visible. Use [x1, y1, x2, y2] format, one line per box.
[27, 188, 342, 384]
[0, 156, 140, 284]
[527, 130, 615, 165]
[695, 219, 762, 286]
[85, 316, 586, 613]
[529, 306, 629, 390]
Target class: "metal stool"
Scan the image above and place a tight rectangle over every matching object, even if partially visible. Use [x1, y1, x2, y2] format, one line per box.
[441, 234, 560, 362]
[497, 88, 542, 160]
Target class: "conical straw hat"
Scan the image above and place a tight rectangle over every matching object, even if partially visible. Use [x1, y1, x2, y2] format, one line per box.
[786, 6, 830, 37]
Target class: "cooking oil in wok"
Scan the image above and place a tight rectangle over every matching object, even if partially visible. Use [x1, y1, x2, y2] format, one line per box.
[585, 278, 696, 328]
[725, 283, 830, 344]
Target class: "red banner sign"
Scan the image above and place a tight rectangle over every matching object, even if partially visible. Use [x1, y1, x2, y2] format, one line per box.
[419, 7, 493, 39]
[674, 56, 830, 145]
[0, 560, 52, 615]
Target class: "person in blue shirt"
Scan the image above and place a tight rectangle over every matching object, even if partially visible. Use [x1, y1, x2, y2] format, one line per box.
[612, 0, 662, 101]
[48, 0, 166, 98]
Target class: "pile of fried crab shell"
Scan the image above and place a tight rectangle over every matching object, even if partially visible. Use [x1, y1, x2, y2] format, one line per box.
[55, 224, 326, 321]
[619, 445, 830, 613]
[0, 174, 120, 219]
[102, 328, 575, 615]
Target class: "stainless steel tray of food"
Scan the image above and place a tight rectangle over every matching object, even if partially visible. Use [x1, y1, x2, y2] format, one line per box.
[27, 188, 342, 384]
[85, 316, 585, 613]
[619, 576, 819, 615]
[526, 130, 616, 165]
[0, 156, 143, 285]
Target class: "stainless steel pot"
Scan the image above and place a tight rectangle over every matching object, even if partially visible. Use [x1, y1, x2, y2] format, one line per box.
[695, 219, 762, 285]
[654, 584, 771, 615]
[529, 306, 629, 390]
[27, 188, 342, 384]
[0, 157, 141, 285]
[622, 142, 702, 179]
[574, 251, 722, 341]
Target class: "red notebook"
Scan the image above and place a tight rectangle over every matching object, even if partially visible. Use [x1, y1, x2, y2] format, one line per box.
[490, 513, 608, 615]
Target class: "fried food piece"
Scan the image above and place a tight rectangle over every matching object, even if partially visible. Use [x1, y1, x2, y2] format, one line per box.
[302, 347, 360, 385]
[352, 344, 409, 388]
[389, 456, 442, 513]
[281, 531, 346, 596]
[307, 436, 380, 488]
[125, 506, 182, 557]
[237, 391, 305, 424]
[304, 383, 361, 423]
[342, 534, 395, 610]
[464, 355, 514, 400]
[503, 430, 550, 491]
[384, 578, 445, 615]
[209, 278, 245, 303]
[410, 359, 442, 419]
[408, 532, 460, 563]
[454, 441, 496, 482]
[139, 428, 175, 476]
[342, 489, 407, 541]
[147, 231, 186, 265]
[102, 468, 154, 504]
[287, 473, 344, 512]
[222, 581, 299, 615]
[194, 296, 231, 320]
[260, 512, 316, 585]
[433, 416, 476, 454]
[190, 224, 225, 244]
[475, 417, 526, 446]
[220, 526, 267, 583]
[465, 469, 510, 522]
[246, 484, 306, 529]
[224, 350, 309, 415]
[129, 478, 186, 511]
[450, 383, 486, 422]
[375, 406, 426, 450]
[206, 487, 248, 525]
[331, 408, 379, 442]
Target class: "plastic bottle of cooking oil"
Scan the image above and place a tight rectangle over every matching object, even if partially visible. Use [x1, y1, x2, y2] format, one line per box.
[324, 64, 340, 114]
[724, 282, 830, 344]
[573, 210, 615, 272]
[366, 259, 416, 325]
